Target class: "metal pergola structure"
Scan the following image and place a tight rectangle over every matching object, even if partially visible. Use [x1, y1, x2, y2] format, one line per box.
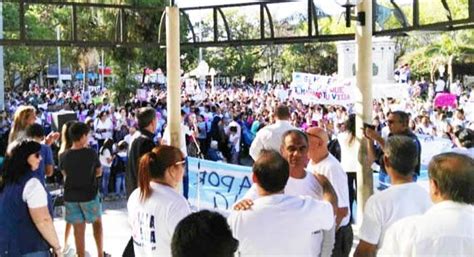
[0, 0, 473, 48]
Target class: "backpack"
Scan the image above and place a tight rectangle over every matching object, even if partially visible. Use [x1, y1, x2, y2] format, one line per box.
[112, 154, 126, 175]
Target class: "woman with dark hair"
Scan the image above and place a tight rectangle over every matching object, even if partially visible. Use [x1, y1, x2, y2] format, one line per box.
[127, 145, 191, 257]
[99, 138, 114, 198]
[337, 113, 359, 223]
[58, 120, 76, 255]
[0, 140, 62, 257]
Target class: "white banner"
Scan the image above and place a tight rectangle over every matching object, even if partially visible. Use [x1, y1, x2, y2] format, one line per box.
[291, 72, 355, 105]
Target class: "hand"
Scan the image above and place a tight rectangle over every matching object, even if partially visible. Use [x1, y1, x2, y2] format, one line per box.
[363, 127, 379, 141]
[233, 199, 254, 211]
[45, 132, 60, 145]
[53, 246, 63, 257]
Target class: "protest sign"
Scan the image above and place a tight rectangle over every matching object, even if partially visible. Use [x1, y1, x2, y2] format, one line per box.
[291, 72, 354, 105]
[136, 89, 148, 101]
[417, 134, 453, 166]
[434, 93, 457, 108]
[187, 157, 252, 212]
[373, 83, 410, 99]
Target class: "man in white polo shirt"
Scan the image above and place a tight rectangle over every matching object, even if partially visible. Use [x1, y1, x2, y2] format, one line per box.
[228, 150, 334, 257]
[379, 152, 474, 257]
[306, 127, 351, 257]
[354, 136, 432, 257]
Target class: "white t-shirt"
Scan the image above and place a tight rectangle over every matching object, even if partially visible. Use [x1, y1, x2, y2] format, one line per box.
[99, 148, 113, 168]
[307, 154, 351, 226]
[162, 123, 191, 157]
[127, 182, 192, 257]
[337, 132, 359, 173]
[379, 201, 474, 257]
[358, 182, 432, 248]
[228, 194, 334, 257]
[23, 177, 48, 208]
[95, 118, 114, 140]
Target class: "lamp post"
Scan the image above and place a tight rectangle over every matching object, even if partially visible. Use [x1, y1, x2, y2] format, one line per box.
[336, 0, 373, 217]
[196, 60, 209, 96]
[209, 67, 216, 94]
[56, 26, 63, 87]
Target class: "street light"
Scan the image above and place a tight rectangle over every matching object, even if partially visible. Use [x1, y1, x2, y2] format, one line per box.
[335, 0, 365, 27]
[209, 67, 216, 94]
[196, 60, 209, 95]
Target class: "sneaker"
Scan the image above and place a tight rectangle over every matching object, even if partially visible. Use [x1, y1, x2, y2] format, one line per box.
[63, 245, 76, 257]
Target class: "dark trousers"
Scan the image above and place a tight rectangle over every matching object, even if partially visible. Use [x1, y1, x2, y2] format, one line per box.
[332, 224, 353, 257]
[347, 172, 357, 223]
[122, 237, 134, 257]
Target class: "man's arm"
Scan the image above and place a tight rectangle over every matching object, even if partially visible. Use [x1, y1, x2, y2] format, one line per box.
[45, 165, 54, 177]
[354, 240, 377, 257]
[314, 173, 338, 215]
[95, 166, 103, 177]
[249, 131, 265, 161]
[363, 128, 383, 166]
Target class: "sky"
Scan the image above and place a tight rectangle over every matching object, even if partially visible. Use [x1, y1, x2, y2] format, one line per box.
[176, 0, 346, 23]
[175, 0, 415, 21]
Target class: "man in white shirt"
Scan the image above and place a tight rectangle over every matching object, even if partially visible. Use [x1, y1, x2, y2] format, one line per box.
[354, 136, 432, 257]
[249, 104, 295, 160]
[235, 129, 338, 257]
[228, 150, 335, 257]
[379, 152, 474, 256]
[306, 127, 351, 257]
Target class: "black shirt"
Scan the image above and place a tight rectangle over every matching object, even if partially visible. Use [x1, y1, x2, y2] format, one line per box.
[126, 129, 156, 197]
[59, 148, 101, 202]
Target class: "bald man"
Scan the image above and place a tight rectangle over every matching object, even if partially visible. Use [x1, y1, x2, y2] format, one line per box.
[306, 127, 352, 257]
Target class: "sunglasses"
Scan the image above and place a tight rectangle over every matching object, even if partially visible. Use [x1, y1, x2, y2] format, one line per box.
[33, 152, 41, 159]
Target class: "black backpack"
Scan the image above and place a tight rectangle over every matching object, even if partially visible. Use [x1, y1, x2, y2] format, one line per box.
[112, 154, 126, 175]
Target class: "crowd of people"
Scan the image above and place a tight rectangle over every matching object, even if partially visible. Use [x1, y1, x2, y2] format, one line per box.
[0, 74, 473, 257]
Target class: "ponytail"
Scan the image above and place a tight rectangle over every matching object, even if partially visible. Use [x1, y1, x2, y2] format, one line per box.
[137, 145, 184, 202]
[138, 152, 155, 202]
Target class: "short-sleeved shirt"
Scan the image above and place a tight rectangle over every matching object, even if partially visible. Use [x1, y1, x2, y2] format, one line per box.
[307, 154, 351, 226]
[127, 182, 191, 257]
[358, 183, 432, 248]
[60, 148, 101, 202]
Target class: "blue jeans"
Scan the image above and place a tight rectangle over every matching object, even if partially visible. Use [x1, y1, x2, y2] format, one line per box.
[22, 251, 50, 257]
[115, 173, 125, 196]
[101, 166, 111, 196]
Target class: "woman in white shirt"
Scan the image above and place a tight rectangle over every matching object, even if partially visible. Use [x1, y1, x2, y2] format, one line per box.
[127, 145, 191, 257]
[94, 111, 113, 148]
[337, 114, 359, 223]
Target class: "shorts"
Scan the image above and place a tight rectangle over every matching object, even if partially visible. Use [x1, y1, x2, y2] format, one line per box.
[65, 194, 102, 224]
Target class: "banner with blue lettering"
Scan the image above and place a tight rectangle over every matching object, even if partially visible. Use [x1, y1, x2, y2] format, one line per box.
[187, 157, 253, 212]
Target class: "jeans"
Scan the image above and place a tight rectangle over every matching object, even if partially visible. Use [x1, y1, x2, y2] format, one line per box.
[115, 173, 125, 196]
[22, 251, 50, 257]
[101, 166, 111, 196]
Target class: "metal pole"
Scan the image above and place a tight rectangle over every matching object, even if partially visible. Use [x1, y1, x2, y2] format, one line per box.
[101, 49, 105, 88]
[57, 26, 63, 87]
[166, 6, 181, 150]
[355, 0, 373, 221]
[0, 2, 4, 110]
